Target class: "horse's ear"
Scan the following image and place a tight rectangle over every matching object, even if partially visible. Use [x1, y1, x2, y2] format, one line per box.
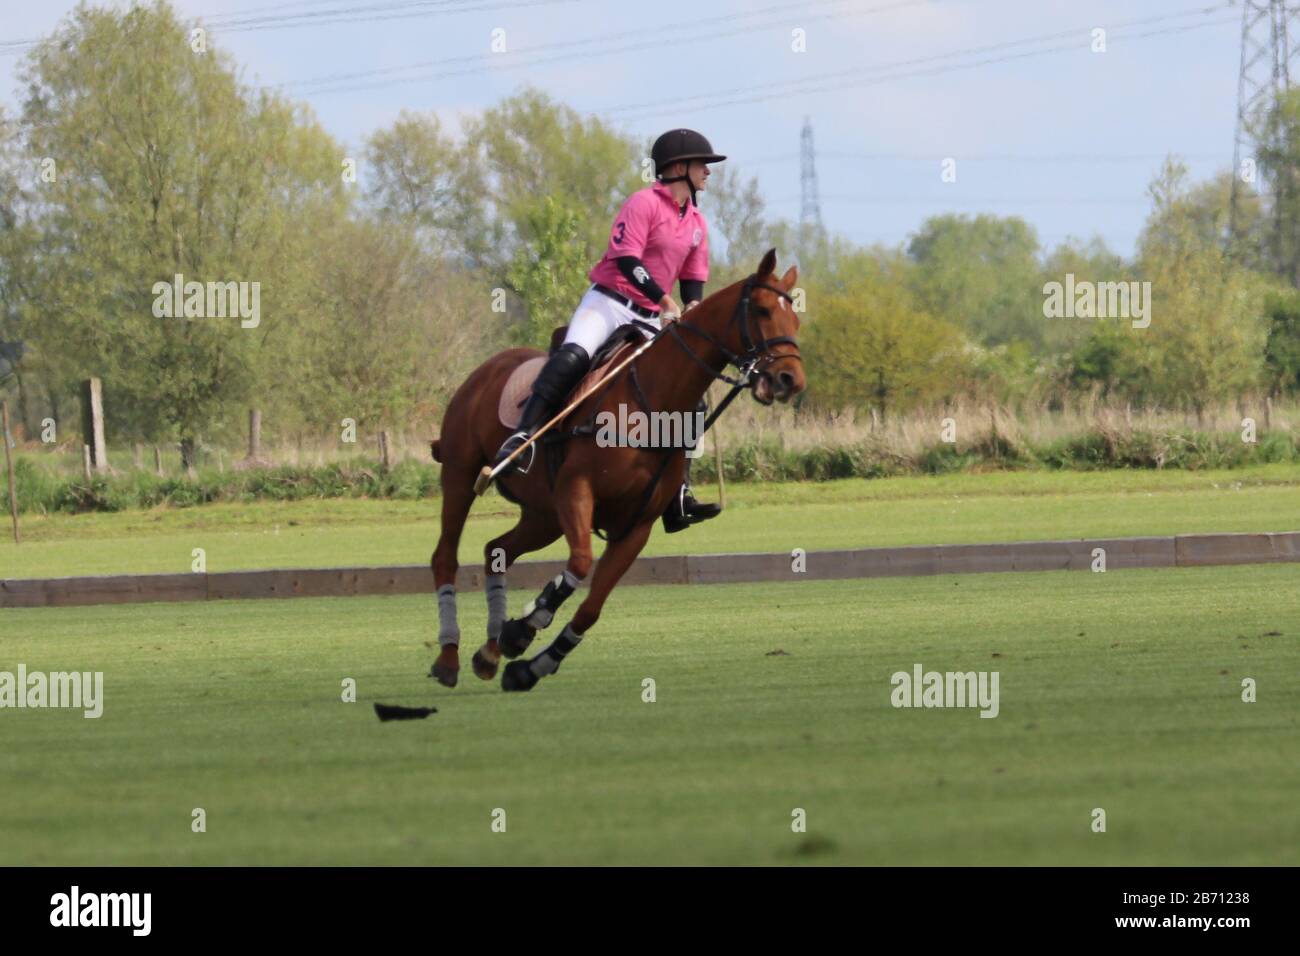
[781, 264, 798, 287]
[758, 248, 777, 277]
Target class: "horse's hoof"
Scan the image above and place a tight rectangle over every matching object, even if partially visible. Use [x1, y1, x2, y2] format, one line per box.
[501, 660, 539, 692]
[429, 647, 459, 688]
[430, 661, 458, 688]
[471, 647, 499, 681]
[499, 618, 536, 659]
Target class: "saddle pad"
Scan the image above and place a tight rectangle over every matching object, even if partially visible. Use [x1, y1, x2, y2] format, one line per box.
[498, 356, 546, 429]
[497, 341, 642, 430]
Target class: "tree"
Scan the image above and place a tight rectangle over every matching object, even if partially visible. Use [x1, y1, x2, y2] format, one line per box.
[365, 110, 491, 263]
[17, 1, 348, 466]
[1256, 87, 1300, 285]
[698, 164, 769, 273]
[906, 214, 1044, 351]
[1067, 318, 1146, 400]
[1262, 289, 1300, 395]
[802, 250, 965, 417]
[0, 104, 34, 426]
[283, 215, 503, 432]
[1136, 160, 1269, 417]
[462, 88, 642, 273]
[1040, 236, 1126, 357]
[506, 196, 591, 348]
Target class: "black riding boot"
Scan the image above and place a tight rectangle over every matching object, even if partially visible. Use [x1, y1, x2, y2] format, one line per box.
[663, 400, 722, 533]
[493, 343, 591, 476]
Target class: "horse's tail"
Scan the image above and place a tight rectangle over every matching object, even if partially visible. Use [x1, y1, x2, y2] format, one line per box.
[429, 438, 442, 463]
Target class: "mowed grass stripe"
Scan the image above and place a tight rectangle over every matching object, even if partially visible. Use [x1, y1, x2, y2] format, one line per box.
[5, 466, 1300, 578]
[1, 563, 1296, 865]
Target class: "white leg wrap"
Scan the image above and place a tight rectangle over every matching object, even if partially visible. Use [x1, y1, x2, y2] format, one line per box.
[486, 573, 507, 640]
[437, 584, 459, 647]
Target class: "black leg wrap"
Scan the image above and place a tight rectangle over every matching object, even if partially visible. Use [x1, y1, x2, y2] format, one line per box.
[499, 617, 536, 659]
[544, 630, 581, 673]
[522, 571, 578, 629]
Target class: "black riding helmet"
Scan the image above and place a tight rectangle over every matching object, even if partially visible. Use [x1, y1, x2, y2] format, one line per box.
[652, 129, 725, 206]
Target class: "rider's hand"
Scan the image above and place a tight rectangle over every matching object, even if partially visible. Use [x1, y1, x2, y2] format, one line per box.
[658, 294, 682, 321]
[683, 300, 700, 312]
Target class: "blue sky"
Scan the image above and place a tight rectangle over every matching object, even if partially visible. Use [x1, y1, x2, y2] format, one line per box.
[0, 0, 1246, 257]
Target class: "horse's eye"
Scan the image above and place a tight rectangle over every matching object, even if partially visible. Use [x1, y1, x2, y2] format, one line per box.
[754, 306, 771, 318]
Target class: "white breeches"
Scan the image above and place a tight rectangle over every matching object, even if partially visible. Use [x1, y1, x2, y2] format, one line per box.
[561, 286, 659, 356]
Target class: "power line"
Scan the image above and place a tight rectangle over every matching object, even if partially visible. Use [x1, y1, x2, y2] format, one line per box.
[280, 0, 930, 90]
[599, 2, 1238, 116]
[746, 151, 1228, 166]
[769, 195, 1154, 205]
[0, 0, 574, 56]
[211, 0, 578, 33]
[283, 0, 955, 96]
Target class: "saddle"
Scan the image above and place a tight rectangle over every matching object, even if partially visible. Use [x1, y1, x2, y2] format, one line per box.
[497, 324, 650, 429]
[495, 320, 683, 545]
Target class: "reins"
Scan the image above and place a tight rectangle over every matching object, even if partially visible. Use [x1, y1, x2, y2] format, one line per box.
[667, 275, 800, 389]
[557, 273, 802, 543]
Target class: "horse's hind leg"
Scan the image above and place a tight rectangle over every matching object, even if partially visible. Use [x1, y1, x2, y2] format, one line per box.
[502, 517, 654, 692]
[472, 508, 562, 680]
[498, 477, 595, 661]
[429, 464, 476, 688]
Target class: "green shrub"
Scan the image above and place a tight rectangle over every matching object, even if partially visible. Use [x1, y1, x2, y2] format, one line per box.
[4, 424, 1299, 515]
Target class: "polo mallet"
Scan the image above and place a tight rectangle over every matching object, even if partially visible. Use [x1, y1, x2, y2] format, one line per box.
[473, 321, 673, 496]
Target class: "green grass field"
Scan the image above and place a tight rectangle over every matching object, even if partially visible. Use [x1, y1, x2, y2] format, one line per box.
[2, 564, 1296, 865]
[5, 465, 1300, 579]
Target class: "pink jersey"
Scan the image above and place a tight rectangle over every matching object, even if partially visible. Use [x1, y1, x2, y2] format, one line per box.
[588, 182, 709, 310]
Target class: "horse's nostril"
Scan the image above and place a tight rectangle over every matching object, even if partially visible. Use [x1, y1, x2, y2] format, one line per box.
[778, 371, 796, 390]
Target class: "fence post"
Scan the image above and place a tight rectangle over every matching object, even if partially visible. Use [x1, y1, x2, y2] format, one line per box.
[80, 377, 108, 474]
[154, 445, 164, 477]
[82, 444, 93, 482]
[709, 387, 726, 510]
[248, 409, 262, 460]
[717, 424, 728, 509]
[379, 430, 391, 471]
[2, 400, 18, 544]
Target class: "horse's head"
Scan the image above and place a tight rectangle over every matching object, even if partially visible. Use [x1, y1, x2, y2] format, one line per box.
[739, 249, 805, 405]
[668, 248, 806, 405]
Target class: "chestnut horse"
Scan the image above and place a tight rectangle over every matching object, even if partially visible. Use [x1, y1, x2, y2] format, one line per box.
[428, 249, 805, 692]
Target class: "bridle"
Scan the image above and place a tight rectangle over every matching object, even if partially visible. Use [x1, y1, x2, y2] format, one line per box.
[666, 274, 802, 395]
[581, 275, 801, 545]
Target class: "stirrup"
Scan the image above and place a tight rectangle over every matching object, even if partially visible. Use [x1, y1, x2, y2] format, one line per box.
[662, 485, 719, 534]
[683, 492, 721, 521]
[495, 432, 536, 477]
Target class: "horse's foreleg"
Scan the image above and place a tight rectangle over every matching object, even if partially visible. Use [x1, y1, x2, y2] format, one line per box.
[502, 518, 655, 692]
[430, 469, 476, 688]
[473, 509, 562, 680]
[499, 478, 596, 660]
